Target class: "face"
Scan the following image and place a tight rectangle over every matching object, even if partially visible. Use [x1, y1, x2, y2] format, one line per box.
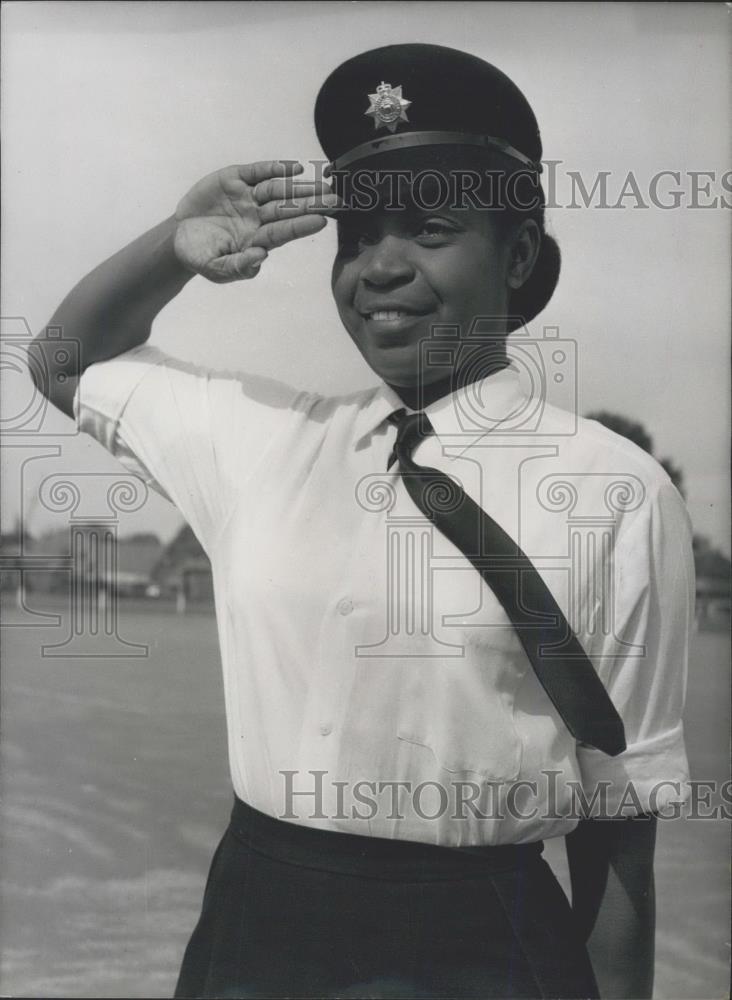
[331, 196, 513, 389]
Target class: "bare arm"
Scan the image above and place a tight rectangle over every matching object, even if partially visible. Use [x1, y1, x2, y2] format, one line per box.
[566, 815, 657, 999]
[28, 161, 339, 417]
[28, 217, 191, 417]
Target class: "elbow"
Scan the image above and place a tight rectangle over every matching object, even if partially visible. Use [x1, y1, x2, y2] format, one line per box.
[26, 334, 51, 398]
[27, 327, 79, 418]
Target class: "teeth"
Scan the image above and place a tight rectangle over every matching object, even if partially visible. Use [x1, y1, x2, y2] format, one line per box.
[370, 310, 405, 320]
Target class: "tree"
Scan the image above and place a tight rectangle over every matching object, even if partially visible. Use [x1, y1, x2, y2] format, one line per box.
[152, 522, 209, 585]
[584, 411, 654, 455]
[693, 535, 731, 581]
[658, 458, 685, 498]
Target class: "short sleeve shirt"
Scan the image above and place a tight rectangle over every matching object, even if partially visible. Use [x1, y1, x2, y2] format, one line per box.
[73, 344, 693, 846]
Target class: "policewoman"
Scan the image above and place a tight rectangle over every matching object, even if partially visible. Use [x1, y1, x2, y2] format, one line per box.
[32, 44, 693, 1000]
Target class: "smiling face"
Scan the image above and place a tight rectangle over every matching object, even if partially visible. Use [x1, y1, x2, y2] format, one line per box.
[331, 195, 514, 391]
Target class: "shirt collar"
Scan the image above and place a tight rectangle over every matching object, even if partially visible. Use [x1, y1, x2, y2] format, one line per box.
[355, 363, 527, 453]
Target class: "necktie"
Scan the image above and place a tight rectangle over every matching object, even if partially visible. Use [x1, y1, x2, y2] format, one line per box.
[387, 410, 626, 757]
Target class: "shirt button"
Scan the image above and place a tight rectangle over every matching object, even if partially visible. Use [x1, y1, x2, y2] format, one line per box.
[337, 598, 354, 616]
[319, 723, 332, 736]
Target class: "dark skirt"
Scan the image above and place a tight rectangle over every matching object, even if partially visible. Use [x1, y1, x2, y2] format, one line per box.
[175, 796, 598, 999]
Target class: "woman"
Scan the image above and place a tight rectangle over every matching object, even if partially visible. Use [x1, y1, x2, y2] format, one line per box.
[30, 44, 693, 1000]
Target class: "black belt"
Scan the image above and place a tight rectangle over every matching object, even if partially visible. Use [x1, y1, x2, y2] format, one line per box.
[226, 796, 543, 881]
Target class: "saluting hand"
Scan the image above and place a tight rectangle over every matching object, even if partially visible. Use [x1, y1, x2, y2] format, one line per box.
[174, 160, 341, 283]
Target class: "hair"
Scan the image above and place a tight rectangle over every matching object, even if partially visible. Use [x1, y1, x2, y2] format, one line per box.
[493, 172, 561, 333]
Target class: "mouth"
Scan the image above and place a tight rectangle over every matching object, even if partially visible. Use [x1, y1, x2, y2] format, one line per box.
[358, 307, 432, 335]
[363, 309, 416, 321]
[360, 311, 429, 344]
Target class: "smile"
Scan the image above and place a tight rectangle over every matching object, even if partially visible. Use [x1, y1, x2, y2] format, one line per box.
[359, 306, 431, 324]
[368, 309, 410, 321]
[360, 309, 429, 335]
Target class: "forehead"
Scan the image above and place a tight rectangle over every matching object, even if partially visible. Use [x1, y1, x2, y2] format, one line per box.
[333, 168, 502, 234]
[330, 146, 514, 218]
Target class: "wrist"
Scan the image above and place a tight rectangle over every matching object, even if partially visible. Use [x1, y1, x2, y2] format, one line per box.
[158, 215, 194, 279]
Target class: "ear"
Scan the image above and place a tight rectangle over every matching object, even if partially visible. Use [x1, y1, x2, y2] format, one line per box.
[506, 219, 541, 291]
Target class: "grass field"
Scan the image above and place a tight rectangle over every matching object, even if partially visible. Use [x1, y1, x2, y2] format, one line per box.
[1, 595, 729, 998]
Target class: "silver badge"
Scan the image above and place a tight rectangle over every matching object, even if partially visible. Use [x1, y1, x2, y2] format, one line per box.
[364, 81, 411, 133]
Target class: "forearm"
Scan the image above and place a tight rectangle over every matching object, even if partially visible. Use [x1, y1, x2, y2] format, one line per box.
[567, 816, 657, 999]
[29, 160, 336, 418]
[29, 215, 192, 415]
[585, 858, 655, 998]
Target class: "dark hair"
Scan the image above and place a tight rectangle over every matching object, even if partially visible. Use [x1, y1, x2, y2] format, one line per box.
[504, 216, 561, 334]
[482, 162, 561, 333]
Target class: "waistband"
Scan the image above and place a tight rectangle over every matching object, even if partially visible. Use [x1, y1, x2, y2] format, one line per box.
[227, 796, 544, 881]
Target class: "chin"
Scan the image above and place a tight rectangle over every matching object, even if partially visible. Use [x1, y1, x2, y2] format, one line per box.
[367, 356, 453, 393]
[360, 346, 423, 386]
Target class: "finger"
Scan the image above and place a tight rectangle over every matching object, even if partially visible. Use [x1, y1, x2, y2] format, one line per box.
[209, 245, 269, 282]
[253, 176, 335, 206]
[250, 214, 328, 251]
[258, 194, 343, 224]
[237, 160, 304, 186]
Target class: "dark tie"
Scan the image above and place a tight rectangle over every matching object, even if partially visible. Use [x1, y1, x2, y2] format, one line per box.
[387, 410, 626, 757]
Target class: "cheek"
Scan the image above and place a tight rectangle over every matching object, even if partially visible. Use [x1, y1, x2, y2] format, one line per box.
[331, 259, 357, 314]
[446, 247, 504, 310]
[423, 255, 490, 309]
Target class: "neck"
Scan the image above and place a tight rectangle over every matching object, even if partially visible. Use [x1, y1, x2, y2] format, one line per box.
[387, 349, 511, 411]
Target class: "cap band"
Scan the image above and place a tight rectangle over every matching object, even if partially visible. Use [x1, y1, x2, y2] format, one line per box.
[331, 131, 542, 174]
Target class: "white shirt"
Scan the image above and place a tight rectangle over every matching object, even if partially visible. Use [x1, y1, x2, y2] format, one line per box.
[73, 344, 693, 846]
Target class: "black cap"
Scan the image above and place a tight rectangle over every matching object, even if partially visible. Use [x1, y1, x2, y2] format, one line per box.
[315, 43, 542, 174]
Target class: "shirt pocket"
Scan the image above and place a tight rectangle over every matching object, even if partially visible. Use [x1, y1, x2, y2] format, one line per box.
[396, 626, 526, 781]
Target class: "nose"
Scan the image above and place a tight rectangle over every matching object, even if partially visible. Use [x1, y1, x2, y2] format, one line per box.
[359, 234, 415, 288]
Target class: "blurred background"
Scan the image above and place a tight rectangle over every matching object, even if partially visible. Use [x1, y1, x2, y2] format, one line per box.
[1, 2, 729, 997]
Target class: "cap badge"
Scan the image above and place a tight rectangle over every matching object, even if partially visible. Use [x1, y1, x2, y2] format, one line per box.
[364, 81, 411, 133]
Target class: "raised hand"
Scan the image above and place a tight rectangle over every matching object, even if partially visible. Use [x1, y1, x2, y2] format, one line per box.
[174, 160, 340, 283]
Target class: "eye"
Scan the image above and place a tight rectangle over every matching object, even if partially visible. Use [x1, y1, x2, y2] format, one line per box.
[337, 225, 376, 256]
[414, 219, 458, 244]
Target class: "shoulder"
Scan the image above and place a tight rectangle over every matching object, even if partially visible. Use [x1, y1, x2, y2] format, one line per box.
[538, 404, 691, 542]
[174, 354, 382, 425]
[303, 384, 384, 421]
[80, 344, 386, 427]
[544, 404, 675, 492]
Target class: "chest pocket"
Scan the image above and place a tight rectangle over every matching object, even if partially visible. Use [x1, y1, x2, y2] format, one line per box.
[396, 625, 526, 782]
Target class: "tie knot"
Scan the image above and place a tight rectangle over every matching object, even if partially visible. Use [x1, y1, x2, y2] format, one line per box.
[387, 410, 434, 470]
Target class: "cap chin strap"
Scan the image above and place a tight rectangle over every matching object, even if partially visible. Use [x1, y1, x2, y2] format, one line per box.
[330, 130, 542, 173]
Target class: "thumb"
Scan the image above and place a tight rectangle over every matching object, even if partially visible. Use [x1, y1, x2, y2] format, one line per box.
[213, 246, 269, 282]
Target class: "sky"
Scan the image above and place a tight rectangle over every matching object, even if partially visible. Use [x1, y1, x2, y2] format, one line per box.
[1, 1, 730, 553]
